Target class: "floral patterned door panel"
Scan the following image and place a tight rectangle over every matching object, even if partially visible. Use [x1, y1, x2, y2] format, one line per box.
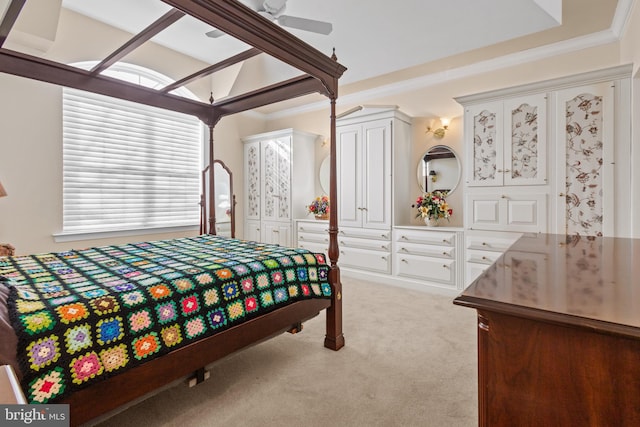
[504, 93, 547, 186]
[564, 93, 604, 236]
[245, 142, 260, 220]
[261, 137, 291, 222]
[472, 108, 500, 185]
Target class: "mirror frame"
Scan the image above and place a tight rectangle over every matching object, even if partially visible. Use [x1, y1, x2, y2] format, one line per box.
[417, 145, 461, 195]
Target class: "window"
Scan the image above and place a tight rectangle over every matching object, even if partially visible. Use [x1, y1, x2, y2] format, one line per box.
[62, 63, 202, 234]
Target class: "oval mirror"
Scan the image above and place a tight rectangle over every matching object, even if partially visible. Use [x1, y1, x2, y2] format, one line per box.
[319, 155, 330, 195]
[417, 145, 461, 195]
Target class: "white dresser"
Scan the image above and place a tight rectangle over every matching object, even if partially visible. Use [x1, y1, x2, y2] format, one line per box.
[393, 226, 464, 291]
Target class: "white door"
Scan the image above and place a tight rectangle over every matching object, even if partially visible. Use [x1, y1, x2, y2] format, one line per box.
[503, 93, 548, 186]
[361, 119, 392, 229]
[554, 82, 614, 236]
[337, 124, 362, 227]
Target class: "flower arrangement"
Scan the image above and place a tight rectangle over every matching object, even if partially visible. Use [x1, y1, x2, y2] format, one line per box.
[412, 191, 452, 221]
[308, 195, 330, 218]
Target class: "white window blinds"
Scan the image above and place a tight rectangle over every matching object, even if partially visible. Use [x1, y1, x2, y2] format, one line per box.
[62, 88, 202, 233]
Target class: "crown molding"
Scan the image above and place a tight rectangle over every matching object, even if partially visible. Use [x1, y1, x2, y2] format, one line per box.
[266, 26, 624, 121]
[611, 0, 635, 38]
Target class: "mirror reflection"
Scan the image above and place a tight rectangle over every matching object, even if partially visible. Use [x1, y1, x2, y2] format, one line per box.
[417, 145, 461, 194]
[319, 155, 330, 195]
[213, 162, 231, 223]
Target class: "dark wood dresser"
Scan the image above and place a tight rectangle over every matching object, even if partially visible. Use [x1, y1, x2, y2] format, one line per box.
[454, 233, 640, 426]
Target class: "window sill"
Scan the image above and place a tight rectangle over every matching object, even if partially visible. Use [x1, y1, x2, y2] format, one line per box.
[53, 225, 199, 243]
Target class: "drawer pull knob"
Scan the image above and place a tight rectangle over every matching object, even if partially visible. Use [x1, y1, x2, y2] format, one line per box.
[443, 265, 449, 269]
[299, 236, 304, 240]
[501, 195, 508, 199]
[559, 193, 565, 197]
[401, 259, 408, 263]
[504, 169, 511, 173]
[381, 245, 388, 250]
[401, 235, 408, 240]
[381, 256, 387, 260]
[443, 252, 448, 255]
[482, 242, 488, 246]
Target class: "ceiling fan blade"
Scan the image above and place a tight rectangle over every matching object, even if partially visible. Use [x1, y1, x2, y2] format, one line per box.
[277, 15, 333, 35]
[205, 28, 226, 38]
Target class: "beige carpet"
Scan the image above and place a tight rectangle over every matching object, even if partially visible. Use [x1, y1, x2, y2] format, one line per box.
[94, 277, 478, 427]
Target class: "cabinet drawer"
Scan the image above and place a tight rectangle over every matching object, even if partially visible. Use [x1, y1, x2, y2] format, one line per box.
[394, 230, 456, 246]
[339, 236, 390, 252]
[395, 254, 455, 285]
[297, 221, 329, 234]
[395, 242, 454, 259]
[339, 227, 391, 241]
[466, 235, 518, 252]
[297, 241, 328, 256]
[297, 231, 329, 245]
[466, 249, 502, 265]
[340, 247, 390, 274]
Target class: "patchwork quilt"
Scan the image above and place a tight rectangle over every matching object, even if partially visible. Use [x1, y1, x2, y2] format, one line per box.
[0, 235, 331, 403]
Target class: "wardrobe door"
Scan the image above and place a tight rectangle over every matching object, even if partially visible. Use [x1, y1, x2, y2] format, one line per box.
[337, 123, 362, 228]
[244, 140, 261, 222]
[464, 102, 504, 187]
[361, 119, 391, 230]
[555, 82, 614, 237]
[503, 93, 548, 186]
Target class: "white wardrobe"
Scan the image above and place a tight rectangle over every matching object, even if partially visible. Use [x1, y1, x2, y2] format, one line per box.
[334, 107, 412, 274]
[242, 129, 317, 246]
[457, 64, 632, 285]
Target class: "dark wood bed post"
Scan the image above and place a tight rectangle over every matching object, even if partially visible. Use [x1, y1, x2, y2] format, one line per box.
[207, 119, 217, 235]
[324, 89, 344, 351]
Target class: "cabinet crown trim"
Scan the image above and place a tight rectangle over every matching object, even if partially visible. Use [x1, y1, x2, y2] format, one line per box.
[455, 64, 632, 106]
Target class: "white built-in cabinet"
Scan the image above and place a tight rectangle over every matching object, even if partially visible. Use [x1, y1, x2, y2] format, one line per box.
[242, 129, 317, 246]
[462, 93, 548, 233]
[337, 116, 392, 229]
[334, 107, 412, 274]
[458, 65, 632, 285]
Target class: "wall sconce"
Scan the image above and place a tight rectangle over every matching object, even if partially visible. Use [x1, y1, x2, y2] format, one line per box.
[429, 170, 437, 182]
[426, 118, 449, 138]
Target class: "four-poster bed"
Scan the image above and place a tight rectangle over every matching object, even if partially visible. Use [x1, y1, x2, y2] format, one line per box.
[0, 0, 346, 425]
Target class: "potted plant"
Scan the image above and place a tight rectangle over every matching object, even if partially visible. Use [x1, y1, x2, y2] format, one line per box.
[412, 191, 452, 226]
[308, 195, 330, 220]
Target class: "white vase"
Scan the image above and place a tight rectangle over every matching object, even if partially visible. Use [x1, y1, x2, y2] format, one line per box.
[424, 217, 439, 227]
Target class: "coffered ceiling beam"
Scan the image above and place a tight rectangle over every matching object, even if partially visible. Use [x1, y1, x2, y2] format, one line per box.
[91, 9, 186, 75]
[0, 0, 26, 48]
[161, 47, 261, 93]
[212, 74, 327, 121]
[161, 0, 346, 96]
[0, 48, 214, 124]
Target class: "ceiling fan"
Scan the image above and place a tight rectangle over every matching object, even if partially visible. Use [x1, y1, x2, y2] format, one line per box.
[205, 0, 333, 38]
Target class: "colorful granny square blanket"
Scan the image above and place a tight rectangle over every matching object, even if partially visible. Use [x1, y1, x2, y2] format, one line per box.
[0, 235, 331, 403]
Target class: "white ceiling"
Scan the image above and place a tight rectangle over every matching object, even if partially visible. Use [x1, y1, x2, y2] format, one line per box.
[61, 0, 564, 86]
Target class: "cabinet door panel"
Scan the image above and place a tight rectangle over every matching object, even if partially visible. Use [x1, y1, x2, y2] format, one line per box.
[555, 83, 614, 236]
[503, 94, 548, 186]
[467, 196, 502, 228]
[505, 195, 546, 232]
[337, 124, 361, 227]
[244, 220, 261, 242]
[275, 137, 291, 221]
[244, 142, 261, 221]
[362, 120, 391, 229]
[465, 102, 504, 187]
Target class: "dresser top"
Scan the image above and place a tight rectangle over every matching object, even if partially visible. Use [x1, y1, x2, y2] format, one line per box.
[454, 233, 640, 338]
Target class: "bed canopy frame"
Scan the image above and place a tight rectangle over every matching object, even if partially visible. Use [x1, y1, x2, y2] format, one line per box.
[0, 1, 346, 424]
